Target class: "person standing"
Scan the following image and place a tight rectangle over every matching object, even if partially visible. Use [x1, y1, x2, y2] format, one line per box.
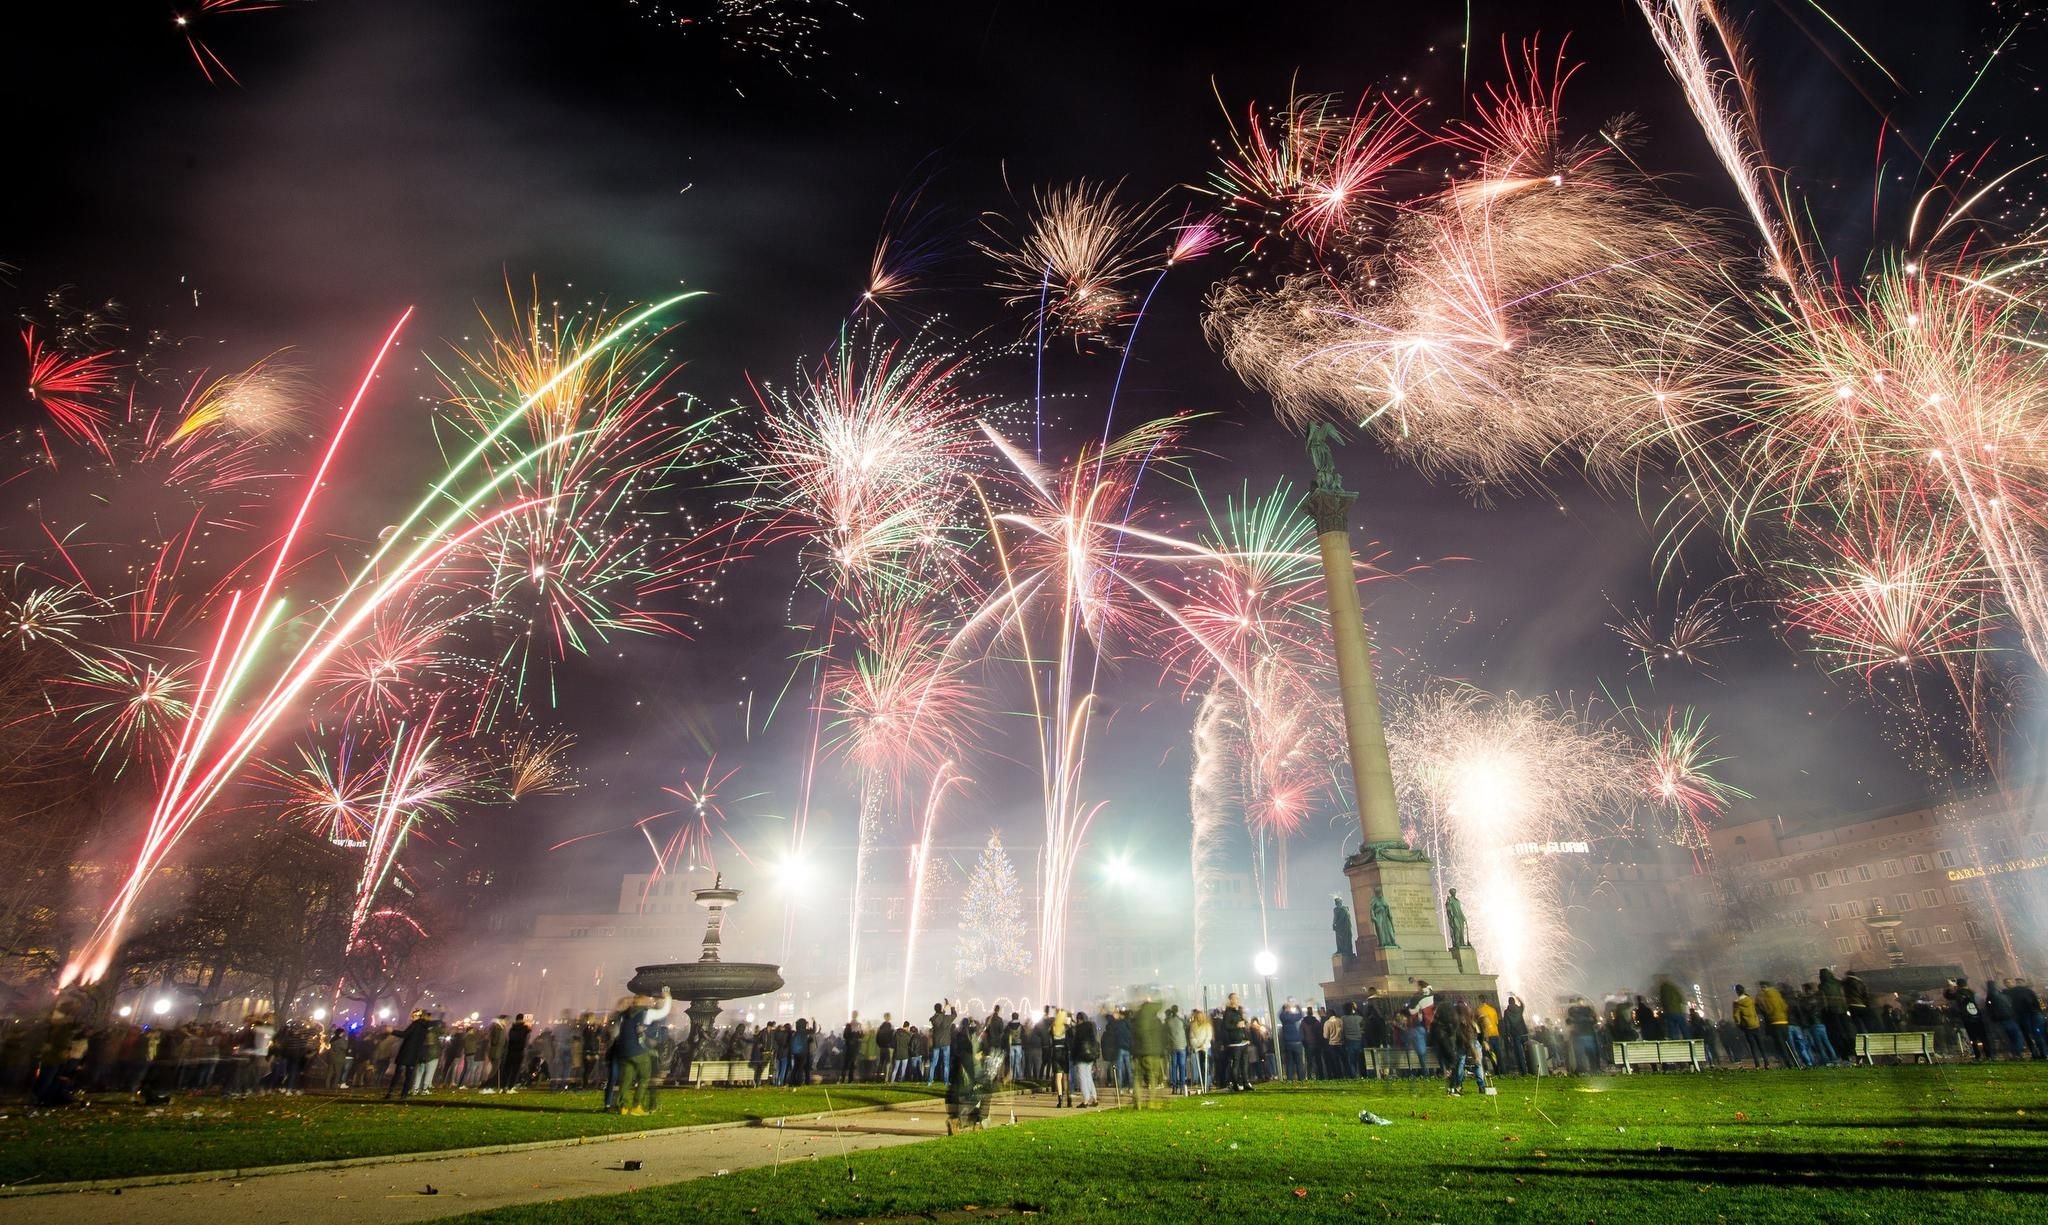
[1842, 970, 1874, 1034]
[1477, 997, 1502, 1074]
[1500, 996, 1529, 1076]
[499, 1014, 531, 1091]
[1565, 997, 1600, 1073]
[611, 988, 673, 1115]
[1164, 1004, 1189, 1093]
[1278, 998, 1305, 1081]
[1048, 1010, 1073, 1105]
[1070, 1010, 1100, 1106]
[410, 1013, 443, 1096]
[1944, 978, 1988, 1059]
[1757, 982, 1796, 1068]
[1004, 1013, 1025, 1085]
[860, 1014, 884, 1081]
[1130, 997, 1167, 1108]
[2007, 979, 2046, 1059]
[927, 1003, 955, 1086]
[1818, 968, 1853, 1058]
[385, 1010, 432, 1100]
[1730, 984, 1767, 1067]
[1220, 993, 1252, 1091]
[1187, 1007, 1213, 1092]
[1024, 1009, 1046, 1083]
[1984, 980, 2023, 1058]
[891, 1020, 914, 1082]
[1107, 1008, 1133, 1090]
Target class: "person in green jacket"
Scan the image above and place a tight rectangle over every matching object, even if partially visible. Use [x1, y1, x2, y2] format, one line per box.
[1130, 997, 1168, 1107]
[859, 1016, 882, 1082]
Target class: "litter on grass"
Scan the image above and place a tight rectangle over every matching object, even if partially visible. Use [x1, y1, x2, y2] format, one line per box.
[1358, 1111, 1394, 1126]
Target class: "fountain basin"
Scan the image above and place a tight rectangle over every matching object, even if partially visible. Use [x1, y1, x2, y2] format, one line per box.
[628, 961, 784, 1001]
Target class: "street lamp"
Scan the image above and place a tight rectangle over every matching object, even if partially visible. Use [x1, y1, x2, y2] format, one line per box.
[1253, 950, 1279, 1068]
[151, 998, 172, 1017]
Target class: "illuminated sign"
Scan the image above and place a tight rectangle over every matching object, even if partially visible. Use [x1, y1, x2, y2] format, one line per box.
[1507, 841, 1590, 856]
[1947, 853, 2048, 882]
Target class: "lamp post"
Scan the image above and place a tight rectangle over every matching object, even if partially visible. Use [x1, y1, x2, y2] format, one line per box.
[1254, 949, 1278, 1065]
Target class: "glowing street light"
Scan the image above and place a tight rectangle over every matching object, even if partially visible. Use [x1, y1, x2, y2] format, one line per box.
[151, 998, 173, 1017]
[311, 1007, 329, 1023]
[117, 1005, 133, 1019]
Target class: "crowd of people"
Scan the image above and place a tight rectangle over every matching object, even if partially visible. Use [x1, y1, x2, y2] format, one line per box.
[11, 968, 2046, 1110]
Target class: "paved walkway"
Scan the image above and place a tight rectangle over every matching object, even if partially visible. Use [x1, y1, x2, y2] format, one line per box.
[2, 1092, 1104, 1225]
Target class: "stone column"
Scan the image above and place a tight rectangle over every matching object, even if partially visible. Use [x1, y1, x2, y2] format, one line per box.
[1303, 488, 1404, 852]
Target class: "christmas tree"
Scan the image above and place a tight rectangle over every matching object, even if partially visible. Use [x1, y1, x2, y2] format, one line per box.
[954, 831, 1031, 981]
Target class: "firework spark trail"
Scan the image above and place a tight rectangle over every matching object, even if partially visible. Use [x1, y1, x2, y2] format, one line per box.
[1617, 699, 1749, 864]
[176, 0, 293, 87]
[1187, 687, 1238, 988]
[1204, 89, 1429, 256]
[437, 286, 732, 673]
[503, 730, 578, 801]
[21, 327, 117, 453]
[1204, 42, 1726, 493]
[972, 419, 1290, 1002]
[345, 706, 466, 949]
[899, 760, 964, 1019]
[1391, 686, 1638, 997]
[64, 294, 701, 986]
[1634, 0, 1800, 281]
[824, 600, 977, 1009]
[743, 327, 985, 603]
[979, 180, 1167, 341]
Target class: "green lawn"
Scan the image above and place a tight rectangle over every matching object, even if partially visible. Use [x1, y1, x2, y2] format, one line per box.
[0, 1083, 939, 1186]
[453, 1064, 2048, 1224]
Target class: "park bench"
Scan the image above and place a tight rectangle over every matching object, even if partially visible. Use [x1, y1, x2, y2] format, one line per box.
[686, 1058, 757, 1085]
[1361, 1046, 1439, 1077]
[1854, 1031, 1935, 1065]
[1609, 1038, 1706, 1072]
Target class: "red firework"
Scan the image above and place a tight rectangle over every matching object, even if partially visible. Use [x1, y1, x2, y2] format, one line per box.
[22, 327, 117, 450]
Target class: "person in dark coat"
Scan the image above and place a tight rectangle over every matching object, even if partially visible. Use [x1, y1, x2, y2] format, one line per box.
[499, 1015, 532, 1091]
[1219, 994, 1252, 1091]
[385, 1010, 432, 1100]
[945, 1019, 984, 1132]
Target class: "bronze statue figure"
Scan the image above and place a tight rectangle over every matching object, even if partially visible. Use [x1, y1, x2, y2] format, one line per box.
[1368, 886, 1397, 949]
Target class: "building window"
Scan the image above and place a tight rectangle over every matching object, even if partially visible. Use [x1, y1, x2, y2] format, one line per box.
[1857, 934, 1873, 951]
[1813, 872, 1830, 890]
[1921, 888, 1941, 907]
[1911, 855, 1931, 873]
[1948, 885, 1969, 905]
[1936, 850, 1960, 869]
[1835, 869, 1853, 885]
[1857, 864, 1874, 882]
[1905, 928, 1925, 946]
[1894, 893, 1914, 912]
[1938, 927, 1956, 944]
[1847, 900, 1865, 918]
[1827, 904, 1841, 920]
[1835, 936, 1854, 953]
[2031, 831, 2048, 853]
[1996, 839, 2015, 859]
[1781, 877, 1801, 895]
[1965, 921, 1984, 941]
[1881, 859, 1903, 878]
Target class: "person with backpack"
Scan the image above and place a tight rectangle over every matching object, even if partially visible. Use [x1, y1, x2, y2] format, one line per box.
[1070, 1010, 1100, 1106]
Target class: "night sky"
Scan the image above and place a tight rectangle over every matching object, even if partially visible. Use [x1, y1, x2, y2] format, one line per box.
[8, 1, 2042, 919]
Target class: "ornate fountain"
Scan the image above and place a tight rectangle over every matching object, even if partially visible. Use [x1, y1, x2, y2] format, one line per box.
[626, 875, 784, 1045]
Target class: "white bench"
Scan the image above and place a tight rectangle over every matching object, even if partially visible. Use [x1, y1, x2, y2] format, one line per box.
[686, 1058, 755, 1085]
[1610, 1039, 1706, 1072]
[1854, 1031, 1935, 1064]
